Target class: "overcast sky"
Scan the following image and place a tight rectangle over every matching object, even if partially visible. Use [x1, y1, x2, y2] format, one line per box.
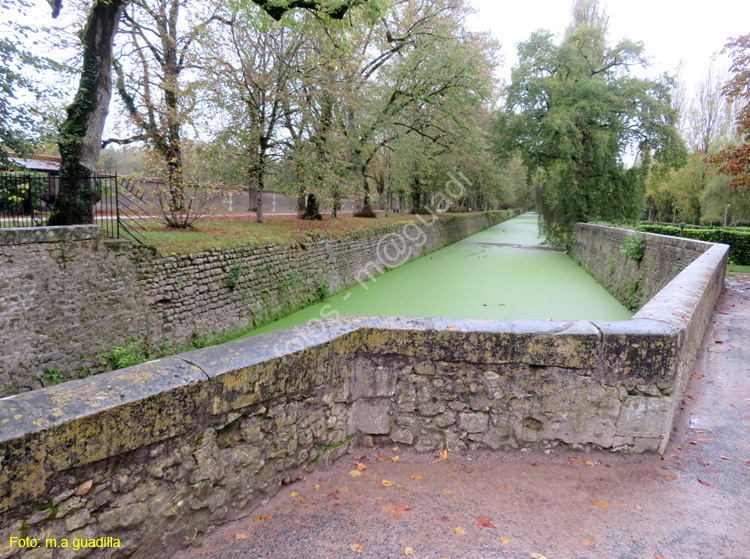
[466, 0, 750, 92]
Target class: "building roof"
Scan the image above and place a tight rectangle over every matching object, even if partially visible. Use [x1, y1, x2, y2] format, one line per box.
[8, 155, 61, 173]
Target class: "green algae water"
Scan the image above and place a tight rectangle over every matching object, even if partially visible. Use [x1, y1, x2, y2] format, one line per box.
[232, 214, 632, 340]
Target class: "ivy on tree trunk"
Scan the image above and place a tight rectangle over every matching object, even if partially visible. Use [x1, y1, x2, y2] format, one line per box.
[48, 0, 128, 225]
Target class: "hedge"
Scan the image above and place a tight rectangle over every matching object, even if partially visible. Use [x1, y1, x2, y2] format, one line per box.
[638, 224, 750, 265]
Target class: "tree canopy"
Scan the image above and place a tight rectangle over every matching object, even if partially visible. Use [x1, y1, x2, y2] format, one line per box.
[494, 0, 684, 244]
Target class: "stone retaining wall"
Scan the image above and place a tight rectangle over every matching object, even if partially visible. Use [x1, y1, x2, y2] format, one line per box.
[0, 212, 510, 396]
[0, 224, 728, 558]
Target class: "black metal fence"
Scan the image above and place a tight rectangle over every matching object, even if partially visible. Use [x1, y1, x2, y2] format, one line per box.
[0, 173, 150, 245]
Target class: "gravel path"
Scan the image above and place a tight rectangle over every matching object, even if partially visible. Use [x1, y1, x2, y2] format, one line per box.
[175, 275, 750, 559]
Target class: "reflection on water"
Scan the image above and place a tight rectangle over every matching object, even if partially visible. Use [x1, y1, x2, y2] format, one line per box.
[233, 213, 632, 340]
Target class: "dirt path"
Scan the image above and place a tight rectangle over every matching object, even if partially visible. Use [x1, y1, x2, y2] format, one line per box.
[175, 275, 750, 559]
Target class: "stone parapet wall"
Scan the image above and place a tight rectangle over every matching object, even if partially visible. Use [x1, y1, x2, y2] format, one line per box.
[0, 212, 509, 396]
[571, 223, 712, 310]
[0, 223, 728, 558]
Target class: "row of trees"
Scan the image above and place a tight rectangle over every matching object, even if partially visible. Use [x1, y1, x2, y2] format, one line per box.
[2, 0, 748, 240]
[24, 0, 506, 226]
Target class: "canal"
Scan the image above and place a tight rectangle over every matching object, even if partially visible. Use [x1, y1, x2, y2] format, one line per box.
[233, 213, 632, 339]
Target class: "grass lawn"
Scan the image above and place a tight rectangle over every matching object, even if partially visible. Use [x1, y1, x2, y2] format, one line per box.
[136, 212, 500, 255]
[727, 263, 750, 277]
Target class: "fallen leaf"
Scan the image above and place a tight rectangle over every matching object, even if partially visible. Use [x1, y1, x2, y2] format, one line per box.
[440, 449, 449, 460]
[508, 499, 519, 507]
[442, 489, 453, 496]
[341, 486, 350, 493]
[349, 471, 362, 477]
[697, 437, 712, 443]
[454, 527, 466, 535]
[585, 461, 596, 467]
[655, 555, 664, 559]
[591, 500, 611, 510]
[393, 504, 411, 519]
[580, 537, 596, 548]
[531, 554, 549, 559]
[664, 474, 676, 481]
[254, 515, 272, 522]
[634, 505, 643, 510]
[235, 533, 247, 540]
[697, 478, 715, 488]
[473, 516, 496, 529]
[377, 455, 388, 462]
[313, 484, 320, 490]
[382, 480, 393, 487]
[392, 456, 400, 463]
[75, 480, 93, 497]
[410, 475, 422, 480]
[349, 542, 364, 553]
[404, 547, 414, 556]
[298, 496, 307, 503]
[661, 456, 669, 461]
[355, 462, 367, 471]
[500, 484, 507, 490]
[447, 325, 457, 330]
[697, 458, 714, 466]
[570, 457, 582, 464]
[501, 536, 510, 544]
[381, 505, 392, 514]
[720, 456, 731, 460]
[354, 499, 361, 505]
[291, 491, 299, 497]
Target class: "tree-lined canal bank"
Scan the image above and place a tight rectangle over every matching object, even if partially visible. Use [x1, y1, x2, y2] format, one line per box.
[234, 214, 631, 339]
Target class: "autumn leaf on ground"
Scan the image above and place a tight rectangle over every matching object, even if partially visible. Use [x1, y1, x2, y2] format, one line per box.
[664, 474, 676, 481]
[591, 500, 611, 510]
[393, 503, 411, 519]
[473, 516, 496, 529]
[531, 554, 548, 559]
[501, 536, 510, 544]
[454, 527, 466, 535]
[313, 484, 320, 490]
[580, 537, 596, 548]
[697, 478, 715, 488]
[392, 456, 400, 463]
[721, 456, 731, 460]
[654, 554, 665, 559]
[377, 455, 389, 462]
[585, 461, 596, 467]
[500, 484, 507, 489]
[447, 325, 457, 330]
[696, 437, 712, 443]
[349, 542, 364, 553]
[381, 504, 392, 514]
[235, 533, 247, 540]
[404, 547, 414, 556]
[410, 475, 422, 480]
[442, 489, 453, 496]
[349, 471, 362, 477]
[297, 495, 307, 502]
[291, 491, 299, 497]
[570, 457, 581, 464]
[382, 479, 393, 487]
[254, 515, 271, 522]
[355, 462, 367, 471]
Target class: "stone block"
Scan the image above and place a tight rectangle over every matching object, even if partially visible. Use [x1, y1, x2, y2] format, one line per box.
[348, 357, 397, 400]
[351, 399, 391, 435]
[616, 396, 672, 439]
[458, 412, 488, 433]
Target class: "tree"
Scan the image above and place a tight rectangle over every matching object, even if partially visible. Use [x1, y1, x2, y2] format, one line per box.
[495, 0, 684, 244]
[46, 0, 370, 225]
[197, 3, 305, 223]
[707, 34, 750, 189]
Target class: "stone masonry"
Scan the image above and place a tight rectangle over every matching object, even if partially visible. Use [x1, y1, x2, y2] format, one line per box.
[0, 212, 511, 396]
[0, 225, 728, 558]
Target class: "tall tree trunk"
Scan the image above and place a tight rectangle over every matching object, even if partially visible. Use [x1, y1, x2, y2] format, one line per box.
[49, 0, 128, 225]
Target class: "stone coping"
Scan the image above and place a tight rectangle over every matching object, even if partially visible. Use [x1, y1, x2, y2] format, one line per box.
[0, 224, 101, 246]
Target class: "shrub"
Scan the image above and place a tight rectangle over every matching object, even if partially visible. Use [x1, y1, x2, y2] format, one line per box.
[621, 232, 646, 262]
[638, 225, 750, 265]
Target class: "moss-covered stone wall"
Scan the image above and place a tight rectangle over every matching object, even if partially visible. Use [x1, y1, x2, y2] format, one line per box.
[0, 212, 511, 396]
[0, 224, 727, 558]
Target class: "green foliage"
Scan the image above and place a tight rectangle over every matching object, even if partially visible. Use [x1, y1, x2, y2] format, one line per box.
[495, 1, 685, 244]
[621, 232, 646, 262]
[638, 224, 750, 265]
[103, 339, 170, 370]
[42, 367, 64, 386]
[316, 280, 332, 301]
[226, 263, 249, 289]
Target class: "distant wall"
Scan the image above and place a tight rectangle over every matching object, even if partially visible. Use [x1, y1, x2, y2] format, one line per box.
[572, 223, 711, 310]
[0, 212, 511, 396]
[0, 224, 728, 558]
